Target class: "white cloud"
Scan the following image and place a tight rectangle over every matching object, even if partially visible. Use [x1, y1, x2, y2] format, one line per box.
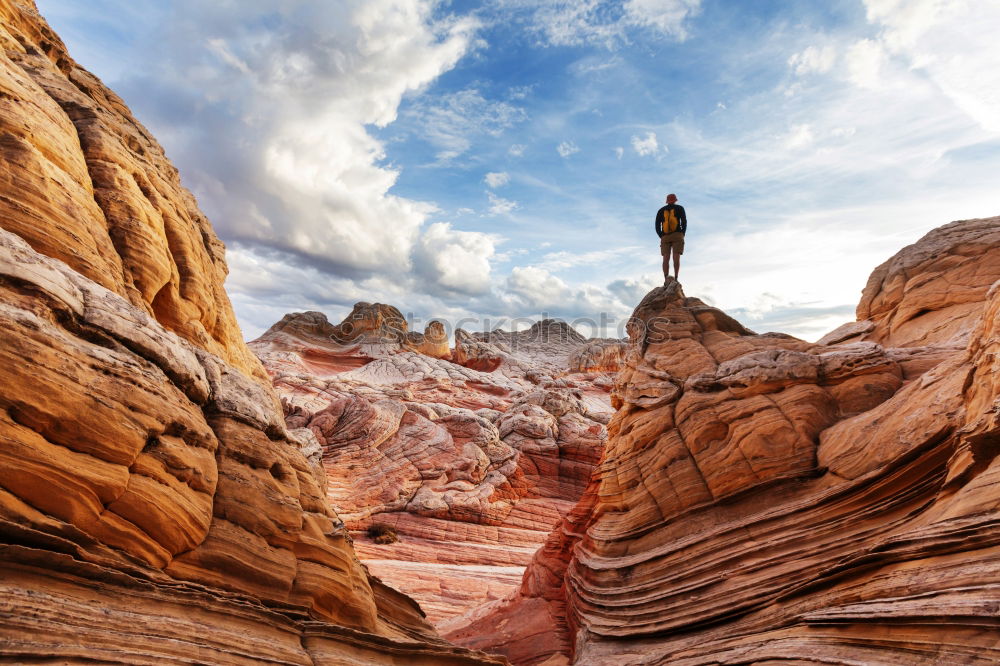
[615, 146, 624, 159]
[224, 245, 404, 339]
[542, 247, 644, 271]
[492, 246, 528, 263]
[862, 0, 1000, 132]
[557, 140, 580, 157]
[783, 123, 814, 149]
[845, 38, 885, 89]
[631, 131, 659, 156]
[623, 0, 702, 40]
[526, 0, 624, 48]
[406, 87, 527, 162]
[505, 0, 701, 49]
[484, 171, 510, 188]
[412, 222, 496, 295]
[606, 275, 661, 305]
[508, 143, 526, 156]
[499, 265, 640, 335]
[487, 191, 518, 215]
[505, 266, 571, 308]
[788, 44, 836, 76]
[118, 0, 480, 281]
[507, 84, 534, 100]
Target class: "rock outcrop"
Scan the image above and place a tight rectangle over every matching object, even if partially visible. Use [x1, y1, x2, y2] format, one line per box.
[0, 4, 500, 663]
[447, 217, 1000, 665]
[260, 304, 452, 368]
[253, 309, 620, 625]
[851, 217, 1000, 348]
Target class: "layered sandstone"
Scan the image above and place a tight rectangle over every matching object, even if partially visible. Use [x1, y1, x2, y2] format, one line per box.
[448, 217, 1000, 665]
[0, 4, 500, 663]
[0, 1, 265, 382]
[253, 311, 622, 624]
[833, 216, 1000, 348]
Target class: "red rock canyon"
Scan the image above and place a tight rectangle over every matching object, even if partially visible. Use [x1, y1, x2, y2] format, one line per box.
[2, 3, 1000, 665]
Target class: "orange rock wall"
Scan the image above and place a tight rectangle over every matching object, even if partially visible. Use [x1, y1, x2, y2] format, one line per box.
[0, 4, 500, 664]
[0, 0, 264, 381]
[858, 217, 1000, 347]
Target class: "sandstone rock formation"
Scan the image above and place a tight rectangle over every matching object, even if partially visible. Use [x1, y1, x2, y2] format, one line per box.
[260, 304, 452, 370]
[252, 310, 621, 625]
[0, 1, 265, 383]
[0, 4, 500, 663]
[838, 217, 1000, 349]
[447, 217, 1000, 665]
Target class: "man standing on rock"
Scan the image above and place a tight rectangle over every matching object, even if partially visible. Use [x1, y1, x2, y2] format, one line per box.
[655, 193, 687, 281]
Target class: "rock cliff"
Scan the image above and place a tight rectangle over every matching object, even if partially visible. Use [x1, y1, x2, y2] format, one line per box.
[447, 217, 1000, 665]
[252, 309, 622, 626]
[0, 3, 500, 663]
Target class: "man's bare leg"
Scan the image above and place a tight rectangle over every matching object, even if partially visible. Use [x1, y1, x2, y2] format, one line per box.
[662, 253, 671, 281]
[673, 249, 681, 280]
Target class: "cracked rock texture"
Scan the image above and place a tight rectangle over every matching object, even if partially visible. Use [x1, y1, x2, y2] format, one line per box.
[446, 217, 1000, 665]
[252, 311, 622, 625]
[0, 4, 501, 663]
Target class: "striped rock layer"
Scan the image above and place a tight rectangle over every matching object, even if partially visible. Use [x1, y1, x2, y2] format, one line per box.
[0, 3, 500, 664]
[447, 217, 1000, 665]
[252, 310, 625, 626]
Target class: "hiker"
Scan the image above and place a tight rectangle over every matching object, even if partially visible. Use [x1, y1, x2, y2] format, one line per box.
[654, 193, 687, 281]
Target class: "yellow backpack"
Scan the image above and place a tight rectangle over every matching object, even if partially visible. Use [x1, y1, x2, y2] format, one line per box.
[664, 209, 678, 233]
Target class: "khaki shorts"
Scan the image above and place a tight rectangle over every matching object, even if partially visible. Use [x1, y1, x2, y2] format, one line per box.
[660, 232, 685, 256]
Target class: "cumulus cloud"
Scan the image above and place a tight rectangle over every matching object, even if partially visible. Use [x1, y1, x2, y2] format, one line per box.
[615, 146, 624, 159]
[606, 275, 660, 304]
[508, 143, 526, 156]
[484, 171, 510, 187]
[118, 0, 480, 284]
[498, 265, 641, 336]
[412, 222, 496, 295]
[631, 131, 659, 155]
[505, 266, 571, 308]
[487, 191, 518, 215]
[557, 140, 580, 157]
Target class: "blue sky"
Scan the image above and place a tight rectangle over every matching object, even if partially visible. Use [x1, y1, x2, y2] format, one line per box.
[37, 0, 1000, 341]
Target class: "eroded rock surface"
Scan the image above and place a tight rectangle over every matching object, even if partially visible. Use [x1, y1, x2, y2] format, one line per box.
[253, 310, 620, 625]
[842, 216, 1000, 349]
[0, 4, 500, 663]
[447, 217, 1000, 665]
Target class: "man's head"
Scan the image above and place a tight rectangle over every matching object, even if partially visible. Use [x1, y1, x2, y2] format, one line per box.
[666, 193, 678, 204]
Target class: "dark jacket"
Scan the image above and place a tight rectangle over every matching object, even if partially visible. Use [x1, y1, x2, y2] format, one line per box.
[655, 204, 687, 236]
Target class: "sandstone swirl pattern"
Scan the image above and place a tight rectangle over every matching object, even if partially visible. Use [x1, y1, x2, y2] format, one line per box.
[448, 217, 1000, 665]
[252, 310, 623, 626]
[0, 4, 500, 663]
